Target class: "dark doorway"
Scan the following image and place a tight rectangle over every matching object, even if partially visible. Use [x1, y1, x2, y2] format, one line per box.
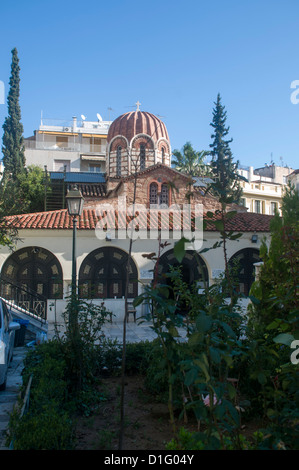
[156, 249, 209, 314]
[79, 247, 138, 299]
[228, 248, 261, 296]
[1, 246, 63, 299]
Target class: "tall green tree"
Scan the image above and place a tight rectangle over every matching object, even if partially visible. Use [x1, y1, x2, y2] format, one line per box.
[172, 142, 210, 176]
[206, 94, 245, 299]
[2, 48, 26, 182]
[208, 93, 243, 205]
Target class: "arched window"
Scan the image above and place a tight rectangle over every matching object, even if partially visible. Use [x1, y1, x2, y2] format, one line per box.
[160, 183, 169, 206]
[116, 146, 122, 176]
[1, 247, 63, 300]
[149, 182, 158, 205]
[79, 247, 138, 299]
[228, 248, 261, 295]
[140, 143, 146, 170]
[161, 147, 165, 164]
[0, 247, 63, 319]
[157, 249, 209, 315]
[158, 249, 208, 288]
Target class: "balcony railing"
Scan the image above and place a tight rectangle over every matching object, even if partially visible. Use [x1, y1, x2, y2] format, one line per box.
[24, 140, 106, 154]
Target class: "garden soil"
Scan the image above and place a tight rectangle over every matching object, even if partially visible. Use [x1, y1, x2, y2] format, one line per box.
[74, 374, 260, 451]
[74, 374, 178, 450]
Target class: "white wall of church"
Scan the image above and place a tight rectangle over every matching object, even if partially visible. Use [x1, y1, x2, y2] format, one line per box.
[0, 227, 271, 327]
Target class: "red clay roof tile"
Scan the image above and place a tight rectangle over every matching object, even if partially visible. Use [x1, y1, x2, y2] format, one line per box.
[5, 209, 273, 232]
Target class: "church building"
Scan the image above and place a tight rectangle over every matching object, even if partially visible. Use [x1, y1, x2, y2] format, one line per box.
[0, 109, 273, 330]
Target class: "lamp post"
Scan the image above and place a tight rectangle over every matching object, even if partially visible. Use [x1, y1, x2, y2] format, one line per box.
[66, 185, 84, 302]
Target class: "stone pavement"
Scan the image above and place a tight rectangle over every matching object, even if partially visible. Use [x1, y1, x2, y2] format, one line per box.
[101, 318, 158, 343]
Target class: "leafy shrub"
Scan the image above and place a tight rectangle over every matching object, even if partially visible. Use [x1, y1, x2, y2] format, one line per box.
[8, 403, 73, 450]
[7, 340, 74, 449]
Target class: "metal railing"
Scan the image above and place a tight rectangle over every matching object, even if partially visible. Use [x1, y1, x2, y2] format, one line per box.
[0, 277, 47, 323]
[24, 140, 106, 154]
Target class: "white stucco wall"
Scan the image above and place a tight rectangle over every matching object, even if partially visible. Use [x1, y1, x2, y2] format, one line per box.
[0, 228, 271, 326]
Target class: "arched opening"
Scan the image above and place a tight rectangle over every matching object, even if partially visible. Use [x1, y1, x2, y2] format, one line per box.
[140, 143, 146, 170]
[116, 146, 122, 176]
[161, 146, 165, 164]
[228, 248, 261, 296]
[149, 182, 158, 205]
[160, 183, 169, 206]
[1, 246, 63, 299]
[79, 247, 138, 299]
[156, 249, 209, 314]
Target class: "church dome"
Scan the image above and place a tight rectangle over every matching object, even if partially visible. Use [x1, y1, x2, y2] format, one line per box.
[107, 110, 169, 144]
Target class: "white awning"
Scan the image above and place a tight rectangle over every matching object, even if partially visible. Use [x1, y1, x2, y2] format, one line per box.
[80, 155, 106, 161]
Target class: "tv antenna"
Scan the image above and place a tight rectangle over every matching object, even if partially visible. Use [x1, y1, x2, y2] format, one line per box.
[107, 107, 114, 120]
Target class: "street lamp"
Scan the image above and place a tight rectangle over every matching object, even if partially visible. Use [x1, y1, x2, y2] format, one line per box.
[66, 186, 84, 299]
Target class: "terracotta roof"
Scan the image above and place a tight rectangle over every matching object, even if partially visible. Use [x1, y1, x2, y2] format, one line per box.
[78, 183, 106, 197]
[107, 111, 169, 144]
[5, 209, 273, 232]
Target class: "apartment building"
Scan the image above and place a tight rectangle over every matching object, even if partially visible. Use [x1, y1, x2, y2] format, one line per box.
[24, 114, 112, 173]
[237, 164, 294, 215]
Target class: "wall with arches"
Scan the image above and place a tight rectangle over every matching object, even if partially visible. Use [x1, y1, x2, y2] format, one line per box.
[0, 228, 270, 327]
[106, 133, 171, 178]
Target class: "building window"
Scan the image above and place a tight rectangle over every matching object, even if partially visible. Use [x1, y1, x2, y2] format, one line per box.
[56, 136, 68, 148]
[240, 198, 246, 207]
[149, 182, 169, 207]
[271, 201, 278, 215]
[255, 200, 261, 213]
[160, 183, 169, 206]
[161, 147, 165, 164]
[140, 144, 146, 170]
[54, 160, 70, 172]
[89, 164, 102, 173]
[149, 182, 158, 205]
[1, 247, 63, 301]
[116, 146, 122, 176]
[79, 247, 138, 299]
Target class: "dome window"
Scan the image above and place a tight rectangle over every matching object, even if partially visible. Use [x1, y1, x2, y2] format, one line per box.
[140, 144, 146, 170]
[116, 146, 122, 176]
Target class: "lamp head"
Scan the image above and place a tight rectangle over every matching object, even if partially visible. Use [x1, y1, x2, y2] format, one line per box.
[66, 185, 84, 217]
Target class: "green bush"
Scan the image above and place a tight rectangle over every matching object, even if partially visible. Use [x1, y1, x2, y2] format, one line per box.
[8, 403, 73, 450]
[7, 340, 75, 449]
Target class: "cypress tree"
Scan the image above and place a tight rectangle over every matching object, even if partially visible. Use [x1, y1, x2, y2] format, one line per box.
[209, 93, 243, 205]
[2, 48, 26, 182]
[207, 94, 245, 300]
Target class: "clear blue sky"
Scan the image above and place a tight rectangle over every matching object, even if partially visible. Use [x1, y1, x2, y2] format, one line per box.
[0, 0, 298, 170]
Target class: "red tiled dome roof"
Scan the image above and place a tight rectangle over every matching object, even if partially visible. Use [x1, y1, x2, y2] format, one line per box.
[107, 111, 169, 144]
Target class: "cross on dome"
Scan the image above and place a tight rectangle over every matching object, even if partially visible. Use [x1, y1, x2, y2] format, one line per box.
[135, 100, 141, 111]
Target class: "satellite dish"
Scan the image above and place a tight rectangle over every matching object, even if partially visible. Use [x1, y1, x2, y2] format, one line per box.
[97, 113, 103, 121]
[81, 114, 86, 121]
